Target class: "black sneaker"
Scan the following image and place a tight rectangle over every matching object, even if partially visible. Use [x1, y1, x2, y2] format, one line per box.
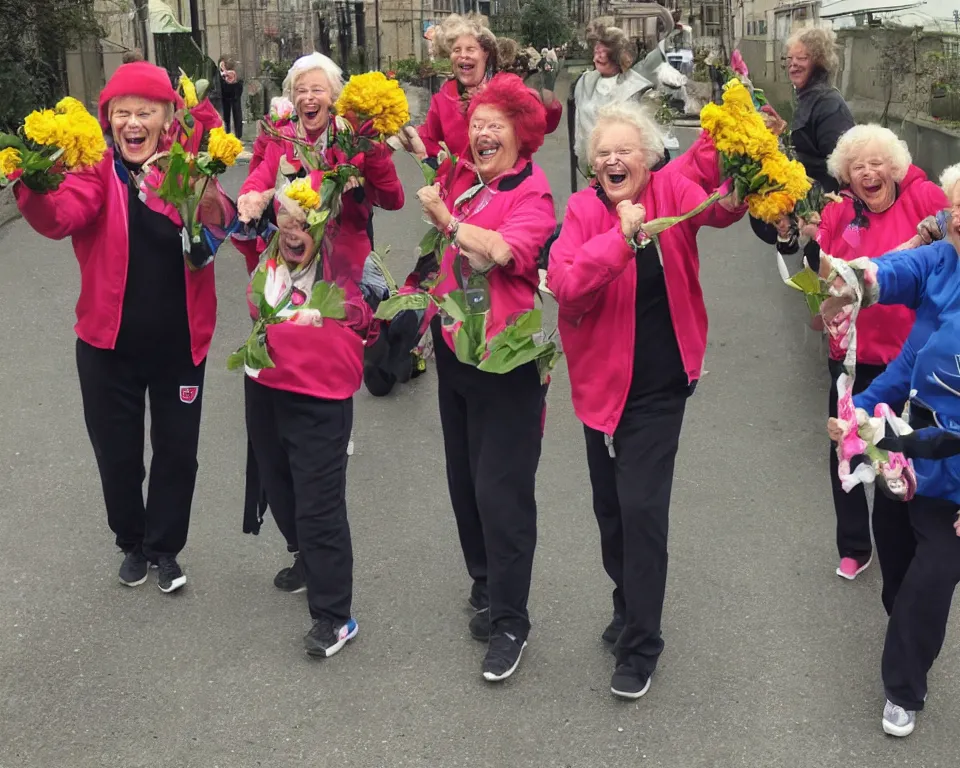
[482, 633, 527, 682]
[274, 552, 307, 593]
[610, 665, 652, 700]
[119, 549, 149, 587]
[602, 612, 625, 644]
[304, 617, 359, 658]
[156, 556, 186, 594]
[469, 608, 491, 641]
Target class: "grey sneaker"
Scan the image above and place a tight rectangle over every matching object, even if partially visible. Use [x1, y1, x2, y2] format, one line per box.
[882, 699, 916, 737]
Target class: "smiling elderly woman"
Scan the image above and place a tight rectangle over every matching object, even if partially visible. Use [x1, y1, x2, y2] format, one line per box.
[805, 124, 947, 583]
[233, 53, 404, 658]
[414, 73, 556, 683]
[396, 13, 561, 161]
[821, 163, 960, 738]
[546, 101, 745, 701]
[14, 62, 234, 593]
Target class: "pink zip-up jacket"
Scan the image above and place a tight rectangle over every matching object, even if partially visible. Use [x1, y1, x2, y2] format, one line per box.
[547, 168, 745, 434]
[15, 148, 220, 366]
[418, 78, 563, 158]
[815, 164, 947, 365]
[237, 123, 405, 399]
[431, 157, 556, 354]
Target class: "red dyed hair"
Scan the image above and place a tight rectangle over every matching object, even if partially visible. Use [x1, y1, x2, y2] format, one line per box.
[467, 73, 546, 159]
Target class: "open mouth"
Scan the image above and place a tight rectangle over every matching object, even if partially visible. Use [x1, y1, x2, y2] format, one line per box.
[282, 238, 307, 260]
[303, 109, 320, 122]
[862, 182, 883, 196]
[607, 173, 627, 185]
[476, 144, 499, 161]
[125, 136, 147, 149]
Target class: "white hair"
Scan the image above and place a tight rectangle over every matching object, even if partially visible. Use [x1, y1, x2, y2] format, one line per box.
[940, 163, 960, 198]
[826, 124, 912, 185]
[589, 101, 664, 169]
[282, 53, 344, 102]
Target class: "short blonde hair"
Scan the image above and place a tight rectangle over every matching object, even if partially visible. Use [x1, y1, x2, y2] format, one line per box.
[434, 13, 500, 70]
[589, 101, 664, 169]
[940, 163, 960, 198]
[282, 52, 344, 102]
[826, 124, 911, 185]
[785, 26, 841, 78]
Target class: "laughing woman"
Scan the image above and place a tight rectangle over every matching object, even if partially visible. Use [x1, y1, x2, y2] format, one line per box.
[547, 102, 745, 700]
[415, 73, 556, 682]
[15, 62, 234, 592]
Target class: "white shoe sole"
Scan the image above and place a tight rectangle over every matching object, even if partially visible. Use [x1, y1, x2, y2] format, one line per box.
[119, 574, 148, 587]
[483, 641, 527, 682]
[158, 575, 187, 593]
[611, 675, 652, 700]
[308, 622, 359, 659]
[882, 717, 915, 737]
[837, 555, 873, 580]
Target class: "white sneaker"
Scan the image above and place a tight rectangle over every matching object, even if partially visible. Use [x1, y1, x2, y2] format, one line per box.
[882, 699, 916, 737]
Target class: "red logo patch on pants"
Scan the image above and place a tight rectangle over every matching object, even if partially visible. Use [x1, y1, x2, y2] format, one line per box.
[179, 385, 199, 404]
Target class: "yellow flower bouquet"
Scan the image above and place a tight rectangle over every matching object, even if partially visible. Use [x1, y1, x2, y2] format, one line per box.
[142, 71, 243, 270]
[0, 96, 106, 192]
[333, 71, 411, 156]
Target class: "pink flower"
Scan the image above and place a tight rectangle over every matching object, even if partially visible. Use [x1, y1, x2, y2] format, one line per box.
[730, 50, 748, 77]
[290, 288, 306, 306]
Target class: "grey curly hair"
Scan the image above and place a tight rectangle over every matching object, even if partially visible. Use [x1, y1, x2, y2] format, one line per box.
[585, 19, 636, 73]
[785, 26, 841, 78]
[433, 13, 501, 71]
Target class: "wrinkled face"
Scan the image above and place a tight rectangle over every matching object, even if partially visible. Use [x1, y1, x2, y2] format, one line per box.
[294, 69, 333, 135]
[785, 43, 814, 88]
[451, 35, 488, 88]
[593, 121, 650, 205]
[594, 43, 620, 77]
[848, 142, 897, 213]
[469, 105, 518, 183]
[948, 183, 960, 243]
[109, 96, 170, 165]
[277, 208, 316, 267]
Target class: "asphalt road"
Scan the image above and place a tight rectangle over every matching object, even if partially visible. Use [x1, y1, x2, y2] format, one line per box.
[1, 125, 958, 768]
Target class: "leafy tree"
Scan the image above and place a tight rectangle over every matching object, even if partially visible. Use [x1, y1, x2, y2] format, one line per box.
[520, 0, 572, 50]
[0, 0, 104, 131]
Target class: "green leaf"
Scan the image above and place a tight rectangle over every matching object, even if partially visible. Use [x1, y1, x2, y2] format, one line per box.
[306, 281, 347, 319]
[419, 160, 437, 186]
[250, 268, 268, 312]
[437, 290, 468, 324]
[478, 338, 556, 375]
[786, 267, 823, 295]
[246, 334, 276, 370]
[417, 227, 443, 258]
[374, 291, 431, 320]
[227, 349, 247, 370]
[453, 315, 485, 366]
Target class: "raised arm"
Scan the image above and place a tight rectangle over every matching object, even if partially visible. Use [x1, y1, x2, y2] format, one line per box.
[362, 142, 404, 212]
[15, 165, 106, 241]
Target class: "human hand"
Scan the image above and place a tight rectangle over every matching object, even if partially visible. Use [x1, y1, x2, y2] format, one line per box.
[417, 183, 449, 229]
[827, 417, 846, 442]
[797, 213, 819, 241]
[343, 176, 361, 192]
[237, 189, 274, 223]
[760, 105, 787, 136]
[396, 126, 427, 160]
[916, 214, 944, 245]
[774, 215, 794, 239]
[617, 200, 646, 239]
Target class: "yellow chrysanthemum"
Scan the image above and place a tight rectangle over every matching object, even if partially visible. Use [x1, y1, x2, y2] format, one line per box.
[284, 178, 320, 210]
[0, 147, 22, 177]
[748, 190, 796, 223]
[335, 71, 410, 136]
[55, 96, 88, 115]
[208, 126, 243, 166]
[180, 73, 199, 108]
[24, 109, 61, 147]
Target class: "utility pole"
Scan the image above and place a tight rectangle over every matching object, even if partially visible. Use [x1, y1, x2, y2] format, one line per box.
[375, 0, 382, 70]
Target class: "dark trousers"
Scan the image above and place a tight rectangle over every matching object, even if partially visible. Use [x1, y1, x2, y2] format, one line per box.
[827, 359, 900, 559]
[221, 98, 242, 139]
[75, 339, 206, 560]
[434, 330, 545, 640]
[244, 378, 353, 623]
[877, 493, 960, 710]
[584, 392, 687, 679]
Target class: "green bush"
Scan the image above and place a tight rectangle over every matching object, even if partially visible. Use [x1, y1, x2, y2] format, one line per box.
[384, 57, 452, 85]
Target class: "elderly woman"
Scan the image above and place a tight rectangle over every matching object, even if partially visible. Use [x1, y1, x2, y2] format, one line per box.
[546, 102, 745, 699]
[752, 26, 855, 266]
[14, 62, 233, 593]
[415, 73, 556, 682]
[396, 13, 561, 161]
[823, 164, 960, 737]
[808, 124, 947, 581]
[235, 53, 404, 628]
[572, 21, 668, 179]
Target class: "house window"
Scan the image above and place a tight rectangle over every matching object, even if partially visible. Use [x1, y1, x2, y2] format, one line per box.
[759, 20, 766, 34]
